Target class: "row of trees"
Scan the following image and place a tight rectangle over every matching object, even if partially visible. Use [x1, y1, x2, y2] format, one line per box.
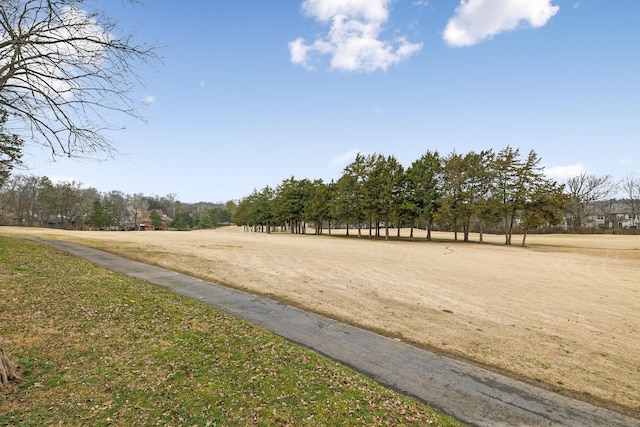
[0, 173, 236, 231]
[234, 147, 631, 246]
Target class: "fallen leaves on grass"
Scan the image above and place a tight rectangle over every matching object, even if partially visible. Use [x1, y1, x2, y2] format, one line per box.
[0, 237, 461, 426]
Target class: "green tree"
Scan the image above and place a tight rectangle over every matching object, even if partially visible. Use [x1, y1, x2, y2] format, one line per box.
[209, 208, 224, 228]
[233, 194, 255, 230]
[223, 200, 237, 224]
[104, 191, 129, 230]
[273, 177, 312, 234]
[462, 150, 494, 243]
[33, 176, 55, 227]
[491, 147, 555, 245]
[252, 187, 274, 233]
[341, 153, 371, 237]
[367, 154, 404, 240]
[438, 150, 497, 242]
[308, 180, 332, 235]
[198, 211, 214, 229]
[491, 146, 522, 245]
[235, 188, 274, 233]
[88, 200, 107, 229]
[437, 152, 467, 241]
[50, 181, 85, 229]
[172, 211, 194, 230]
[149, 210, 163, 229]
[519, 181, 568, 246]
[0, 110, 22, 186]
[404, 151, 441, 240]
[334, 171, 358, 236]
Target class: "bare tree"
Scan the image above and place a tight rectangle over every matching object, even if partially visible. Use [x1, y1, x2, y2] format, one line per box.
[105, 190, 129, 229]
[565, 172, 616, 231]
[0, 173, 47, 225]
[128, 192, 148, 230]
[0, 0, 157, 158]
[621, 174, 640, 229]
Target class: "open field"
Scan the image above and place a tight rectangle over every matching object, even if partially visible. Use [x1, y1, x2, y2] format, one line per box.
[2, 226, 639, 415]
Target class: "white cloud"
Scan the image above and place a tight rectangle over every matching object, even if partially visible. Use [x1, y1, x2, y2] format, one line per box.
[0, 5, 111, 103]
[330, 149, 361, 167]
[443, 0, 559, 47]
[289, 0, 423, 72]
[544, 163, 586, 180]
[143, 95, 155, 105]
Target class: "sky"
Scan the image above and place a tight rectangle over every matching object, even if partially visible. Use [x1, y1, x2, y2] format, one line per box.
[20, 0, 640, 203]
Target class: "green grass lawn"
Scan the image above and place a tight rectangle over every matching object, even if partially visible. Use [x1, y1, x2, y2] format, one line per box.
[0, 236, 462, 426]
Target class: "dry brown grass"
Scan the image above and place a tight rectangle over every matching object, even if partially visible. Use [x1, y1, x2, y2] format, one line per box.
[3, 226, 639, 414]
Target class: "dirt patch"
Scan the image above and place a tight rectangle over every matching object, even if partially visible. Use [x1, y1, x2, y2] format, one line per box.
[3, 226, 639, 413]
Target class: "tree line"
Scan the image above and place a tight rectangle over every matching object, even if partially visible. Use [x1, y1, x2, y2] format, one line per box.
[0, 173, 236, 231]
[234, 147, 637, 246]
[2, 147, 636, 243]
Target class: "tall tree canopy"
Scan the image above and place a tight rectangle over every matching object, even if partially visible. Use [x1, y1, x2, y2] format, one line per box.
[0, 0, 156, 158]
[232, 147, 573, 244]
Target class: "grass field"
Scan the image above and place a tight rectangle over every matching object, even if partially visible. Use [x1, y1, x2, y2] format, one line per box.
[0, 236, 461, 426]
[2, 225, 639, 418]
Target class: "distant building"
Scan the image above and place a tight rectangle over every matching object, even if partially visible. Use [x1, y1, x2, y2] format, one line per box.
[585, 201, 639, 229]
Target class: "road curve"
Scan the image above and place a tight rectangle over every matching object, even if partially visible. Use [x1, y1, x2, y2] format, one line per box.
[33, 238, 638, 427]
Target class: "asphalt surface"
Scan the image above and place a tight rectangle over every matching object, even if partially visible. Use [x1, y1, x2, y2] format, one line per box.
[33, 238, 639, 427]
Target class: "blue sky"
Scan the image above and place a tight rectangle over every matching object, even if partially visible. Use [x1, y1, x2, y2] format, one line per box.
[21, 0, 640, 203]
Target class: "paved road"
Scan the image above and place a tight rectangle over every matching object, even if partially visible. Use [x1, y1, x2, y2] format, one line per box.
[34, 238, 638, 427]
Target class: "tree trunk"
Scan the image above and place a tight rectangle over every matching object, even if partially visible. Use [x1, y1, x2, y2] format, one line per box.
[506, 215, 515, 245]
[504, 216, 509, 245]
[0, 346, 17, 386]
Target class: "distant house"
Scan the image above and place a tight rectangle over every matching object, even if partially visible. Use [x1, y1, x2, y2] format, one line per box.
[607, 212, 640, 229]
[585, 201, 639, 229]
[140, 209, 172, 230]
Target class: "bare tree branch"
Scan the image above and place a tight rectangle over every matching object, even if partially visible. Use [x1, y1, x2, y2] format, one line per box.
[0, 0, 158, 158]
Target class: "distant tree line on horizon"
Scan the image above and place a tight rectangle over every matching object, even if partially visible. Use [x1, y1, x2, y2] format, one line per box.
[233, 147, 639, 246]
[0, 174, 236, 231]
[1, 146, 639, 244]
